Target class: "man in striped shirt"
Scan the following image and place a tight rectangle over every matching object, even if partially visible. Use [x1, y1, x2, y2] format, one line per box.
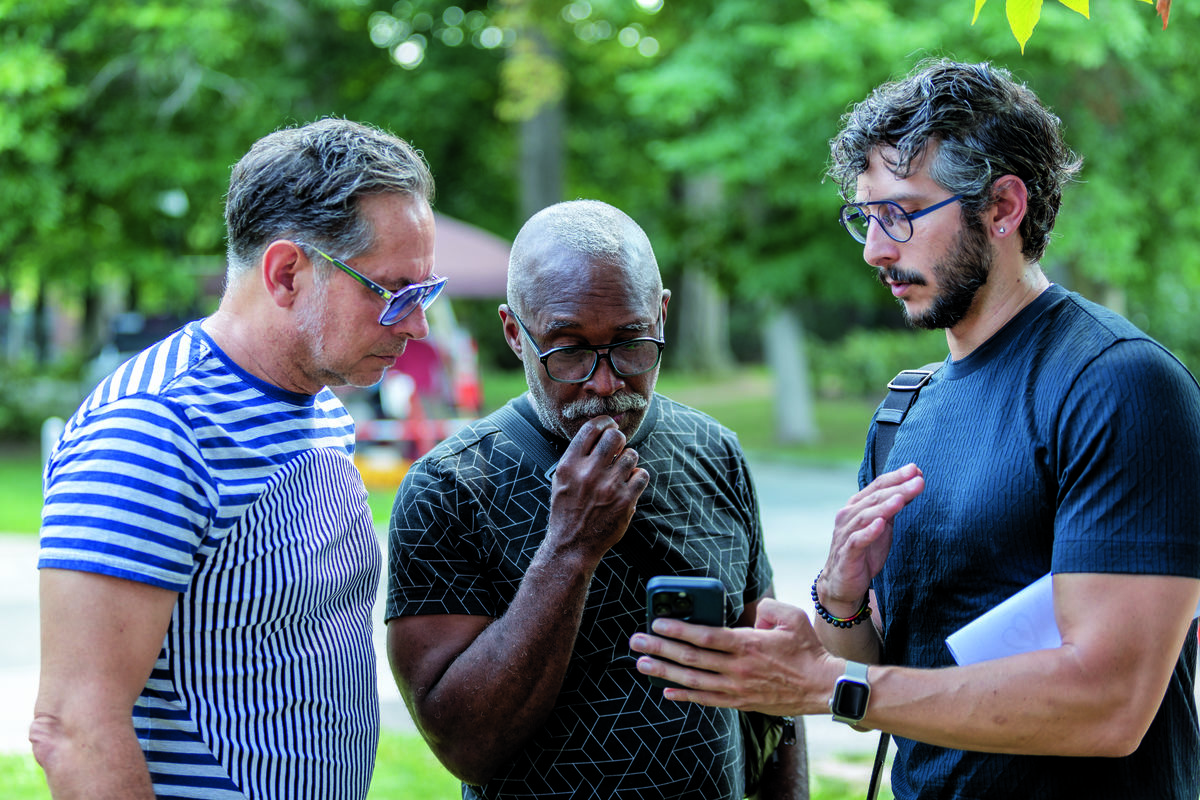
[31, 118, 442, 799]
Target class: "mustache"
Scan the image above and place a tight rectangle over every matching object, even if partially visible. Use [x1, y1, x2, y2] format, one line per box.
[878, 267, 926, 287]
[562, 392, 648, 421]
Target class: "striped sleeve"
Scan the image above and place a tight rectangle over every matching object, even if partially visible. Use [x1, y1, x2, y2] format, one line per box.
[40, 394, 218, 590]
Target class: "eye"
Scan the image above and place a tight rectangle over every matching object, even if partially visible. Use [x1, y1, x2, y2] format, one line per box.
[877, 204, 901, 227]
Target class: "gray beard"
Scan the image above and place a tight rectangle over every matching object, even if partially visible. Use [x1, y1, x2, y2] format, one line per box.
[522, 355, 652, 441]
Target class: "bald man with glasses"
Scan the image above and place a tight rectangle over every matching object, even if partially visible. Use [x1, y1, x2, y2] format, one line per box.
[384, 199, 808, 800]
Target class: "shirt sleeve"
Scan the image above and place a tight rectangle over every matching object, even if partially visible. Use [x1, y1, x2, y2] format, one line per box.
[1052, 338, 1200, 577]
[385, 455, 500, 621]
[39, 395, 217, 591]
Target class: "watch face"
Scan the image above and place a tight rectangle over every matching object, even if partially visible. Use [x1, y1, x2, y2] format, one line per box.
[833, 679, 870, 719]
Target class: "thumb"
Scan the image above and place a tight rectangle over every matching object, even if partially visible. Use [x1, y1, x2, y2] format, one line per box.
[753, 598, 802, 631]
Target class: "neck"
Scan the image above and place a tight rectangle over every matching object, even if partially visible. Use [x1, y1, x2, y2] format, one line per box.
[945, 262, 1050, 361]
[202, 300, 315, 395]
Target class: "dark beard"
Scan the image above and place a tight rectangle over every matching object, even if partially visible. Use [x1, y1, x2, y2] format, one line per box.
[879, 221, 993, 330]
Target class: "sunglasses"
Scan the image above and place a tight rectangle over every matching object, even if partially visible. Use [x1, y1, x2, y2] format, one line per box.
[297, 242, 447, 326]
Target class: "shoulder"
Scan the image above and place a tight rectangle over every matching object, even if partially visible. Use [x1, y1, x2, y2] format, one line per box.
[1033, 289, 1197, 391]
[401, 407, 532, 490]
[645, 394, 745, 452]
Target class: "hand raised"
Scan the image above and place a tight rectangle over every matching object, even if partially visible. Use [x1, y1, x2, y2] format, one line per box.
[546, 416, 649, 560]
[820, 463, 924, 614]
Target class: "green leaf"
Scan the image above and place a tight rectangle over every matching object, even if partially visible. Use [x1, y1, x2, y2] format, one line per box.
[1006, 0, 1044, 52]
[1057, 0, 1090, 17]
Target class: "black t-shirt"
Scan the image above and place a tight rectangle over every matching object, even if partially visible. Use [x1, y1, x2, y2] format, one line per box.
[388, 393, 773, 799]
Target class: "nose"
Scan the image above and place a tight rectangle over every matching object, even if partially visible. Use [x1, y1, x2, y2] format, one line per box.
[862, 218, 900, 269]
[583, 351, 626, 396]
[390, 305, 430, 340]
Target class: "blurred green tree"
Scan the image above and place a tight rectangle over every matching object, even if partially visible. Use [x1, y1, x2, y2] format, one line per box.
[2, 0, 1198, 409]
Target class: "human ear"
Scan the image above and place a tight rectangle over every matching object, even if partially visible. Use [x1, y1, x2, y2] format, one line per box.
[498, 304, 523, 357]
[988, 175, 1027, 239]
[262, 240, 307, 309]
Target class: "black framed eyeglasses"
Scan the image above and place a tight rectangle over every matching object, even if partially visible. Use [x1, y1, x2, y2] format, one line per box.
[297, 241, 447, 326]
[838, 195, 963, 244]
[510, 311, 666, 384]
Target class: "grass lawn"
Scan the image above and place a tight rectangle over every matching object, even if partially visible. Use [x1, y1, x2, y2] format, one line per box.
[0, 444, 45, 535]
[0, 730, 891, 799]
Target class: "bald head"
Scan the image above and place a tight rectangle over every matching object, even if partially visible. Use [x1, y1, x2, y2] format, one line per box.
[506, 200, 662, 316]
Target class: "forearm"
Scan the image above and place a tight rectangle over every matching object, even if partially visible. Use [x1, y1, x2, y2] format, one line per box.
[411, 544, 596, 782]
[812, 617, 881, 664]
[30, 713, 154, 799]
[859, 574, 1197, 757]
[862, 647, 1159, 757]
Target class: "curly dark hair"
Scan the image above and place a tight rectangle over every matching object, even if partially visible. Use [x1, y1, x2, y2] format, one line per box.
[828, 59, 1082, 262]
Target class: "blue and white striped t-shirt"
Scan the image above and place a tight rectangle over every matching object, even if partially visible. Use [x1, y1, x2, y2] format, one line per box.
[40, 320, 381, 799]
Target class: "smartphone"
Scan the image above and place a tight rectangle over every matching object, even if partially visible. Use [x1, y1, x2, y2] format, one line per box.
[645, 575, 726, 688]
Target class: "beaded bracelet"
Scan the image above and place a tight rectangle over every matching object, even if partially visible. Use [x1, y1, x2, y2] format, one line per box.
[811, 571, 872, 629]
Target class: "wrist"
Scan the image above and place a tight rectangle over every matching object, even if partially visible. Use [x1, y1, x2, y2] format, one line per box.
[812, 571, 871, 628]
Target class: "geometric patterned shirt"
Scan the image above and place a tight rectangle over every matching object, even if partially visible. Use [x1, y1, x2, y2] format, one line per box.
[40, 321, 380, 799]
[387, 393, 773, 799]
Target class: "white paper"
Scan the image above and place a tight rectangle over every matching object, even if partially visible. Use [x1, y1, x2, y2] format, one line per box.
[945, 574, 1061, 666]
[946, 572, 1200, 666]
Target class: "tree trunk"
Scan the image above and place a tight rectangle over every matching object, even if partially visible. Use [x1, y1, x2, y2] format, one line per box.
[763, 306, 817, 444]
[671, 269, 734, 373]
[33, 276, 49, 365]
[517, 29, 564, 221]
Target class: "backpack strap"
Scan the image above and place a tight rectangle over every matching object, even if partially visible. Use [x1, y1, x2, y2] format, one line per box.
[491, 400, 562, 480]
[864, 360, 941, 800]
[871, 362, 943, 479]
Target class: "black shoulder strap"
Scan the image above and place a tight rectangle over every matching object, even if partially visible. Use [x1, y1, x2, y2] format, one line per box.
[870, 362, 942, 479]
[864, 360, 941, 800]
[491, 401, 561, 480]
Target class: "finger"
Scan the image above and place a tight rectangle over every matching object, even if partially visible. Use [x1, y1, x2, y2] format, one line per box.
[848, 462, 923, 504]
[752, 598, 804, 631]
[836, 473, 924, 534]
[590, 422, 628, 462]
[634, 656, 739, 701]
[563, 416, 618, 460]
[646, 617, 740, 652]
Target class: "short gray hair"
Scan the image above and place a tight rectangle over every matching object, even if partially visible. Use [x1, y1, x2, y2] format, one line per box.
[224, 117, 433, 277]
[828, 59, 1081, 262]
[506, 200, 661, 316]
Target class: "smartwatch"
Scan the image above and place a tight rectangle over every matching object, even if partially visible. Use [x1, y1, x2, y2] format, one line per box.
[829, 660, 871, 727]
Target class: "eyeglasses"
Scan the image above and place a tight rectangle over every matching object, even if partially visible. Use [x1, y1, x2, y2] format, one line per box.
[838, 195, 962, 244]
[297, 241, 447, 326]
[510, 311, 666, 384]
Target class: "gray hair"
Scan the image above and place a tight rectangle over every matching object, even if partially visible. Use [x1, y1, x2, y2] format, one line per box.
[223, 117, 433, 278]
[828, 59, 1082, 262]
[506, 200, 662, 316]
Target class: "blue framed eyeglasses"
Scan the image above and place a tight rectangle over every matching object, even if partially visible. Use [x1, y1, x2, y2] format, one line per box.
[297, 242, 447, 326]
[510, 311, 665, 384]
[838, 195, 963, 244]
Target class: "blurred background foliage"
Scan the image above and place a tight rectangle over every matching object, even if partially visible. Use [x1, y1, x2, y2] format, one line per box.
[1, 0, 1196, 441]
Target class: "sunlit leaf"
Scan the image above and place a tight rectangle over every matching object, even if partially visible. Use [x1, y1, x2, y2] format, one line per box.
[1006, 0, 1043, 53]
[1157, 0, 1172, 28]
[1057, 0, 1089, 18]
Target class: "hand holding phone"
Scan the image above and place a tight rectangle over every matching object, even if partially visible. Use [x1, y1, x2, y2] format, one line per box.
[645, 575, 726, 688]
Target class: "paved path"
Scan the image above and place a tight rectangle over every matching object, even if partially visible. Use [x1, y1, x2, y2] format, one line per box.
[0, 459, 881, 776]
